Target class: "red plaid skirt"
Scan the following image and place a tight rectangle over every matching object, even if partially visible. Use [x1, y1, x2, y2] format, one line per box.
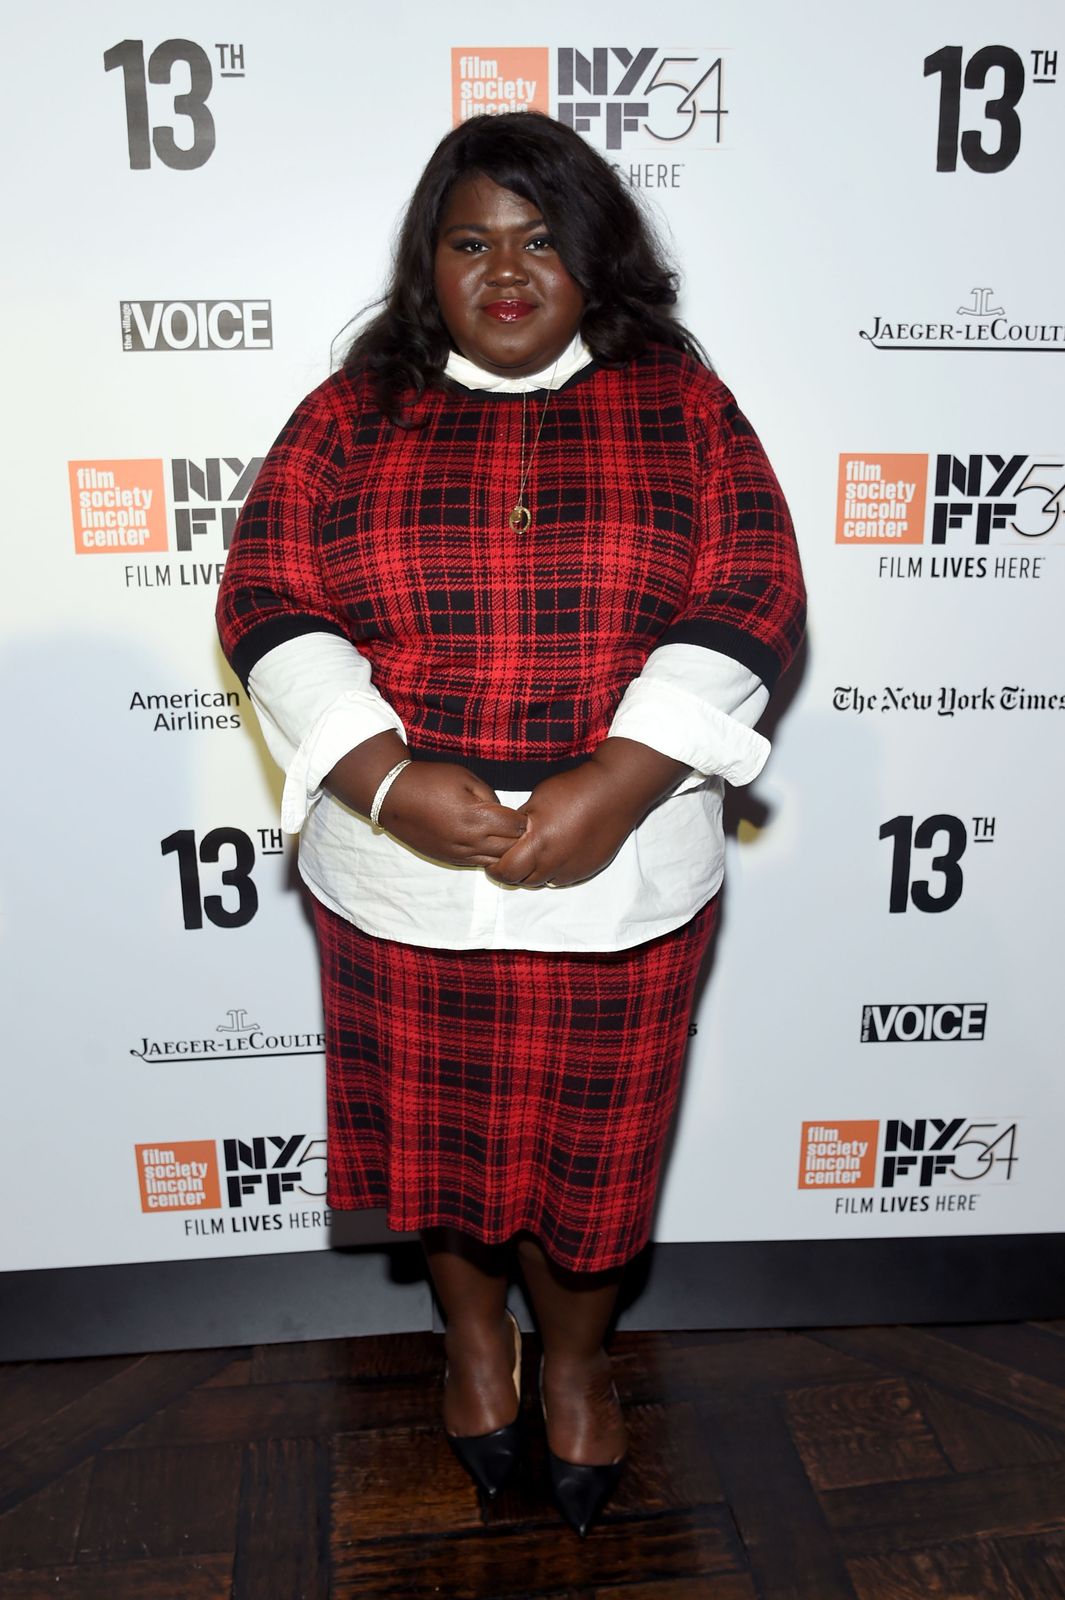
[313, 896, 718, 1272]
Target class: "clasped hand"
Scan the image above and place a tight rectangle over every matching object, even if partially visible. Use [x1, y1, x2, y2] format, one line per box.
[379, 759, 637, 886]
[378, 746, 673, 889]
[485, 762, 643, 888]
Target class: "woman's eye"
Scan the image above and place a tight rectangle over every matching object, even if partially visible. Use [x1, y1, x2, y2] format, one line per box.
[526, 235, 555, 251]
[453, 238, 487, 253]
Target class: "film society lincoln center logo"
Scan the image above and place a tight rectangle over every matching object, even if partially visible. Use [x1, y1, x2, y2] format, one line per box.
[68, 456, 261, 562]
[835, 451, 1065, 580]
[798, 1119, 1018, 1217]
[452, 48, 549, 122]
[135, 1136, 328, 1234]
[136, 1140, 221, 1212]
[69, 461, 167, 554]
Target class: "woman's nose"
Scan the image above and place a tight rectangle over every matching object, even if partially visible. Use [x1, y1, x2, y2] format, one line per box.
[486, 247, 528, 286]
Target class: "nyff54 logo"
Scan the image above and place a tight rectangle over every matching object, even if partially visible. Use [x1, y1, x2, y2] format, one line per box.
[451, 46, 728, 151]
[555, 47, 727, 150]
[837, 453, 1065, 546]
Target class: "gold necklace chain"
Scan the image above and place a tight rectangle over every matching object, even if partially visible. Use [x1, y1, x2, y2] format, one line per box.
[508, 362, 560, 533]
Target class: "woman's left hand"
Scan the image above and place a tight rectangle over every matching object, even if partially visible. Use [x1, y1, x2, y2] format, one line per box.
[486, 738, 691, 889]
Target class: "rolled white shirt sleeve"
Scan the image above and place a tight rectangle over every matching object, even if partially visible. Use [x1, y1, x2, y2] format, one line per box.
[607, 642, 770, 786]
[246, 633, 406, 832]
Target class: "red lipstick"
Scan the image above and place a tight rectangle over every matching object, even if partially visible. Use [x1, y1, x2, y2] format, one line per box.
[482, 301, 535, 321]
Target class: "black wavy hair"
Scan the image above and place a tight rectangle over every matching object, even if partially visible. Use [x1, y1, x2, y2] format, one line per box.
[342, 111, 709, 423]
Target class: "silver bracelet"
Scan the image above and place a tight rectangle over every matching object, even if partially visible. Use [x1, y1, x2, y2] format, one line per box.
[369, 758, 412, 827]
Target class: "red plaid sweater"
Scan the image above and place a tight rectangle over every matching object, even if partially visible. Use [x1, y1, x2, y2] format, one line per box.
[217, 345, 805, 789]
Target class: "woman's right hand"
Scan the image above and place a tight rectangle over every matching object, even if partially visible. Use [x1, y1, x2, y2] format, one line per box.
[378, 761, 527, 867]
[324, 730, 526, 868]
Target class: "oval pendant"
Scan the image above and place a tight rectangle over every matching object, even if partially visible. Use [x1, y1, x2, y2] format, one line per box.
[508, 503, 531, 534]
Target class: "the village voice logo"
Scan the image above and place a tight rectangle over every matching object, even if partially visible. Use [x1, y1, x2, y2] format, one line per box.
[861, 1003, 988, 1043]
[120, 299, 272, 351]
[860, 287, 1065, 354]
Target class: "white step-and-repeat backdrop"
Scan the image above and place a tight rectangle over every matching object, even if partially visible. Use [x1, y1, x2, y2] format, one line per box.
[3, 0, 1063, 1274]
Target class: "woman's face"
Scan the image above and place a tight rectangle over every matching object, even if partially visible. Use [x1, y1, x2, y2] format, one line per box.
[433, 174, 585, 378]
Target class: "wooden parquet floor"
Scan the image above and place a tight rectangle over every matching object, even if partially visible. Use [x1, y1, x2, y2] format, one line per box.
[1, 1320, 1064, 1598]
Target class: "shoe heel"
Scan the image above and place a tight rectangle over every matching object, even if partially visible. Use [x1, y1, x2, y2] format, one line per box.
[539, 1356, 626, 1536]
[444, 1309, 523, 1499]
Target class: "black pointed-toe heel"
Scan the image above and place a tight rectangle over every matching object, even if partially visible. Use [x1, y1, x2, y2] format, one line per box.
[539, 1359, 626, 1537]
[547, 1450, 625, 1538]
[445, 1309, 523, 1499]
[447, 1412, 524, 1500]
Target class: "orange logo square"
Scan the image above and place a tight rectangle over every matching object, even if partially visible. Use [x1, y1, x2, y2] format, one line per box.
[69, 460, 167, 554]
[836, 454, 928, 543]
[451, 49, 550, 125]
[798, 1121, 879, 1189]
[135, 1141, 221, 1213]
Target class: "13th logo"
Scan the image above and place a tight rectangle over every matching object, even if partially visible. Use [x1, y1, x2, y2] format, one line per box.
[924, 45, 1058, 173]
[104, 39, 246, 170]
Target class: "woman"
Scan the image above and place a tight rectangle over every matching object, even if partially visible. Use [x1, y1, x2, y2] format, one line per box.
[216, 111, 804, 1535]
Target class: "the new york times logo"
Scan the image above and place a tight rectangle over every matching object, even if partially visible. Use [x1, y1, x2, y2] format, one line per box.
[931, 454, 1065, 545]
[861, 1003, 987, 1043]
[223, 1135, 326, 1208]
[555, 47, 727, 151]
[171, 457, 262, 551]
[120, 299, 272, 352]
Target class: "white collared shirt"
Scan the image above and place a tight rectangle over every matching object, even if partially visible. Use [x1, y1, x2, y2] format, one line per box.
[246, 337, 770, 951]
